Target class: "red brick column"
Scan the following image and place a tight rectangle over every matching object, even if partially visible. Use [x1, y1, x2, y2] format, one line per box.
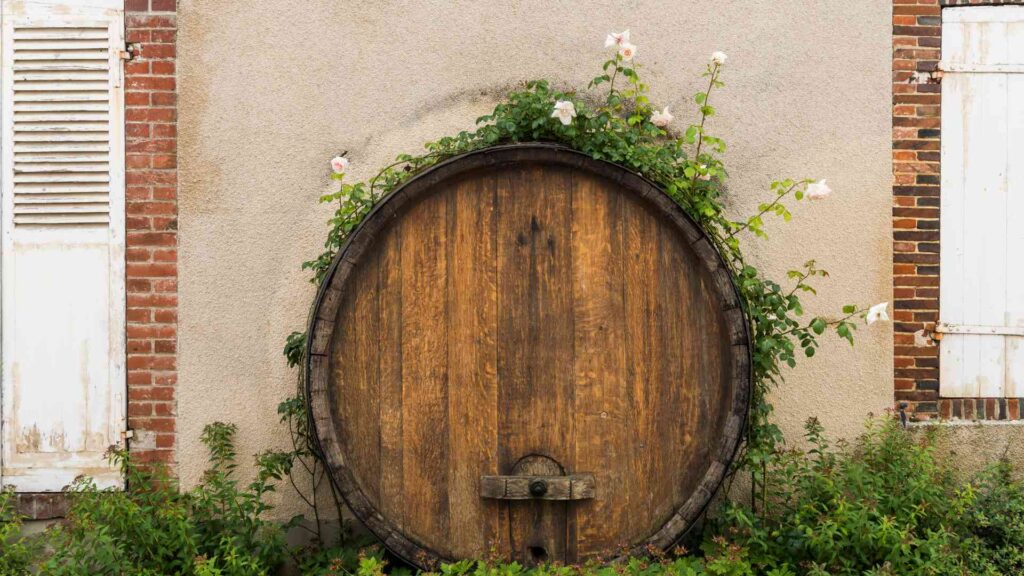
[124, 0, 178, 465]
[893, 0, 1024, 421]
[892, 0, 942, 420]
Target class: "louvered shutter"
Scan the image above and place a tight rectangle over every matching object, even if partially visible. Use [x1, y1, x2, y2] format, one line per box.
[0, 0, 125, 491]
[939, 6, 1024, 398]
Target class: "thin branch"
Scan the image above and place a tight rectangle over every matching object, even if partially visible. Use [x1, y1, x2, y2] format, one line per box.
[725, 182, 801, 240]
[692, 64, 721, 165]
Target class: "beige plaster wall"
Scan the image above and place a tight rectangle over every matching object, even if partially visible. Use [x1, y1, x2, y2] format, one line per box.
[911, 422, 1024, 481]
[178, 0, 896, 518]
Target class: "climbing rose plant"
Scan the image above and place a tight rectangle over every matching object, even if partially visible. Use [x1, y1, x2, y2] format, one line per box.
[295, 34, 889, 488]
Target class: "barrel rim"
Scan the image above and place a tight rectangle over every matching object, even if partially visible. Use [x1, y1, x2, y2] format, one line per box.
[304, 142, 752, 569]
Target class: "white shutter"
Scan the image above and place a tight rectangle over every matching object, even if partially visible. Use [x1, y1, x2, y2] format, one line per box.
[939, 6, 1024, 398]
[0, 0, 125, 491]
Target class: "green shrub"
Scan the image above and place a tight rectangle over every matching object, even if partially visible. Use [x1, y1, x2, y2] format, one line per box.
[43, 422, 295, 576]
[707, 416, 1024, 576]
[0, 488, 40, 576]
[958, 458, 1024, 575]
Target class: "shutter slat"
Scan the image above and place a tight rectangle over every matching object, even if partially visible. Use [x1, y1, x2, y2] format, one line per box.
[13, 27, 108, 40]
[14, 81, 108, 91]
[16, 162, 110, 172]
[14, 141, 108, 152]
[15, 101, 109, 111]
[14, 91, 108, 101]
[11, 50, 107, 61]
[14, 39, 109, 50]
[14, 132, 108, 141]
[14, 192, 109, 204]
[13, 182, 109, 193]
[15, 121, 109, 131]
[15, 111, 109, 121]
[15, 153, 109, 162]
[14, 71, 108, 81]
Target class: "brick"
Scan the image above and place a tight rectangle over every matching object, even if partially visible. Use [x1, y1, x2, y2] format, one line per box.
[126, 262, 177, 278]
[151, 0, 176, 12]
[893, 25, 941, 36]
[126, 15, 176, 29]
[893, 4, 941, 15]
[126, 75, 175, 91]
[151, 61, 176, 75]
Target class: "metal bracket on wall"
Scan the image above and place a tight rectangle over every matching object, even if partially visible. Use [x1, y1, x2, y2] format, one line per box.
[933, 323, 1024, 337]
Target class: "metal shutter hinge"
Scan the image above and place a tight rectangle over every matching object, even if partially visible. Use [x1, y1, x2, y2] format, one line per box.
[119, 43, 138, 61]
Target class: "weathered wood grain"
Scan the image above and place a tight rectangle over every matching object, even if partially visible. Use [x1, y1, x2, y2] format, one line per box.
[399, 190, 450, 552]
[377, 224, 404, 530]
[334, 249, 382, 507]
[446, 173, 500, 558]
[570, 171, 628, 558]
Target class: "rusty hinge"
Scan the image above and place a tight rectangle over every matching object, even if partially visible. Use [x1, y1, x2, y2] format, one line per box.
[120, 429, 134, 441]
[118, 43, 138, 61]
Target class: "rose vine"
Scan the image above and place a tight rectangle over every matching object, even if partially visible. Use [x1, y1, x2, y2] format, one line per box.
[288, 31, 890, 495]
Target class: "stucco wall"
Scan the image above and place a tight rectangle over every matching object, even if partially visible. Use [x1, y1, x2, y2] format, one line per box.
[178, 0, 895, 518]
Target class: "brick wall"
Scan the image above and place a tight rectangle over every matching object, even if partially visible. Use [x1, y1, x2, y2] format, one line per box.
[124, 0, 178, 464]
[892, 0, 1024, 421]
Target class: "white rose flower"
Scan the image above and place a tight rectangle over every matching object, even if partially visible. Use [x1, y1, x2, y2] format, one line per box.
[866, 302, 889, 325]
[551, 100, 577, 126]
[711, 51, 728, 65]
[605, 30, 630, 48]
[330, 156, 350, 175]
[806, 179, 832, 200]
[698, 164, 711, 181]
[650, 107, 673, 127]
[618, 42, 637, 61]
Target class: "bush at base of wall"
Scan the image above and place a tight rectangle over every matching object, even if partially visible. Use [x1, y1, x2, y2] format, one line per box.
[1, 415, 1022, 576]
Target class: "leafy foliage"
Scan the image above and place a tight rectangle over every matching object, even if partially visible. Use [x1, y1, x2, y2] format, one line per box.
[958, 459, 1024, 575]
[0, 489, 40, 576]
[42, 424, 295, 575]
[712, 416, 1024, 576]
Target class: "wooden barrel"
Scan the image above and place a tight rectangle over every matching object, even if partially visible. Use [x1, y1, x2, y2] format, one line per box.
[306, 144, 750, 569]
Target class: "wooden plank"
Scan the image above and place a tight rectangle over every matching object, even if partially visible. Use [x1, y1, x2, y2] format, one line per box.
[1005, 21, 1024, 397]
[657, 222, 698, 519]
[480, 473, 596, 500]
[446, 172, 501, 558]
[944, 5, 1024, 24]
[940, 37, 969, 396]
[399, 190, 450, 551]
[497, 163, 575, 564]
[621, 193, 660, 542]
[377, 225, 405, 529]
[332, 251, 382, 506]
[570, 170, 628, 558]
